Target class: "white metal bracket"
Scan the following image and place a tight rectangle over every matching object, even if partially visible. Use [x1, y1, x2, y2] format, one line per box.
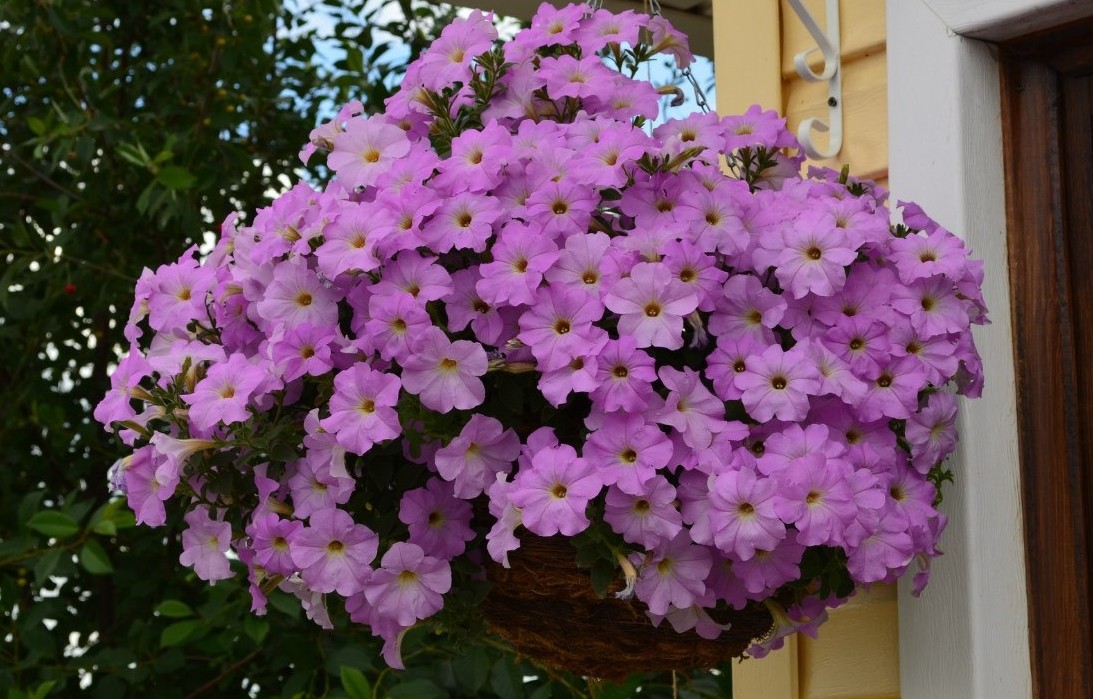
[787, 0, 842, 159]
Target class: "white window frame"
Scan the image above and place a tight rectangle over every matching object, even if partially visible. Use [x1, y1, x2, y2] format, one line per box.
[889, 2, 1093, 697]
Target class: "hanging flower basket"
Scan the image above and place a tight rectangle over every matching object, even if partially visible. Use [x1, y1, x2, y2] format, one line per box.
[97, 1, 987, 679]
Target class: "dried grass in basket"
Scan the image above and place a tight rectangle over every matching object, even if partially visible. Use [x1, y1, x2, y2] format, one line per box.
[482, 534, 775, 682]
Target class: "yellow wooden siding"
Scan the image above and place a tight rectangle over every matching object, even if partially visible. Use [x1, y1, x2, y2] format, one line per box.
[714, 2, 898, 697]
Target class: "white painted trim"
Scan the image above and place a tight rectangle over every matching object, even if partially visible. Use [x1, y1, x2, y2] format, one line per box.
[887, 2, 1032, 698]
[922, 0, 1093, 41]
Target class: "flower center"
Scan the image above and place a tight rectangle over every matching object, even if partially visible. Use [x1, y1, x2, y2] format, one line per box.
[553, 319, 571, 334]
[921, 296, 936, 311]
[581, 271, 598, 285]
[644, 302, 661, 317]
[397, 570, 419, 586]
[219, 385, 236, 399]
[456, 212, 473, 228]
[472, 299, 490, 314]
[613, 365, 628, 378]
[349, 234, 366, 249]
[359, 398, 376, 414]
[906, 340, 923, 355]
[177, 287, 192, 301]
[552, 200, 569, 215]
[806, 490, 822, 505]
[877, 373, 893, 388]
[737, 502, 755, 517]
[392, 318, 408, 332]
[656, 199, 673, 213]
[771, 376, 787, 390]
[849, 338, 864, 351]
[679, 268, 695, 283]
[746, 309, 762, 325]
[846, 428, 862, 444]
[300, 344, 315, 359]
[512, 257, 529, 273]
[889, 485, 906, 501]
[296, 292, 313, 307]
[919, 251, 937, 263]
[620, 448, 638, 463]
[428, 510, 444, 526]
[326, 540, 345, 554]
[272, 536, 288, 551]
[733, 360, 746, 373]
[705, 212, 721, 225]
[633, 499, 651, 513]
[363, 149, 381, 163]
[439, 358, 459, 371]
[806, 246, 823, 260]
[550, 482, 567, 499]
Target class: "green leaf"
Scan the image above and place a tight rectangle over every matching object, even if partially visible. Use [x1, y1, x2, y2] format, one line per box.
[346, 47, 364, 74]
[243, 615, 269, 644]
[155, 600, 194, 619]
[27, 116, 48, 136]
[489, 658, 523, 699]
[386, 679, 444, 699]
[529, 685, 552, 699]
[452, 646, 490, 693]
[79, 539, 114, 575]
[27, 680, 58, 699]
[159, 620, 201, 648]
[156, 165, 196, 190]
[26, 511, 80, 539]
[339, 666, 371, 699]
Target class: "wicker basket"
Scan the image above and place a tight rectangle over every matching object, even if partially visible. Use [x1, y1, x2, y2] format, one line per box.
[482, 534, 775, 681]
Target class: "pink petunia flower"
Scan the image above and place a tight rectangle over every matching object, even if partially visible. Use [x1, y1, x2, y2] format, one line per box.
[292, 507, 378, 596]
[362, 542, 452, 627]
[182, 353, 267, 432]
[179, 506, 235, 583]
[320, 364, 402, 456]
[604, 262, 698, 350]
[399, 478, 475, 559]
[509, 443, 603, 537]
[400, 327, 488, 413]
[433, 414, 521, 499]
[735, 344, 821, 423]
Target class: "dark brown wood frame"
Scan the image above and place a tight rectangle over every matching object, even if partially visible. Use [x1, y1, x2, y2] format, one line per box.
[1000, 18, 1093, 699]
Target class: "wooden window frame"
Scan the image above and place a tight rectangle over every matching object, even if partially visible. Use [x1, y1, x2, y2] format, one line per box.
[999, 20, 1093, 698]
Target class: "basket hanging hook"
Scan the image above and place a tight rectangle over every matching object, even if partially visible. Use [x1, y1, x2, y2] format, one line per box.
[787, 0, 842, 159]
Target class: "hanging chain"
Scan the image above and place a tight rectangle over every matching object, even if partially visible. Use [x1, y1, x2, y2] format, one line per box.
[582, 0, 711, 113]
[646, 0, 711, 113]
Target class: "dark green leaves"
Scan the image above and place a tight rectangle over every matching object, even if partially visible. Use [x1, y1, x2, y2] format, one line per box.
[26, 511, 80, 539]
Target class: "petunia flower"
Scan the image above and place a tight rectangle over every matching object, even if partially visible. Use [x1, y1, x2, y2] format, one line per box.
[604, 262, 698, 350]
[509, 443, 603, 537]
[400, 327, 488, 413]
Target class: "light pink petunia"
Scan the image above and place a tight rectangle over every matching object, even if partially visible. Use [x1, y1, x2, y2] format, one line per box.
[604, 262, 698, 350]
[509, 443, 603, 537]
[320, 365, 402, 455]
[362, 542, 452, 627]
[328, 114, 411, 190]
[179, 506, 235, 583]
[400, 327, 488, 413]
[433, 414, 521, 499]
[291, 507, 378, 596]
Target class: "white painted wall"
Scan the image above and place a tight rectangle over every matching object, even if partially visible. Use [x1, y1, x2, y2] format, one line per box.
[887, 2, 1032, 698]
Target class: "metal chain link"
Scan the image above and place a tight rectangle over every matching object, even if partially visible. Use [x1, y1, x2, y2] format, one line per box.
[581, 0, 711, 113]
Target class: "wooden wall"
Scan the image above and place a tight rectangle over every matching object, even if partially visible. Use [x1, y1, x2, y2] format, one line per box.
[715, 2, 899, 697]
